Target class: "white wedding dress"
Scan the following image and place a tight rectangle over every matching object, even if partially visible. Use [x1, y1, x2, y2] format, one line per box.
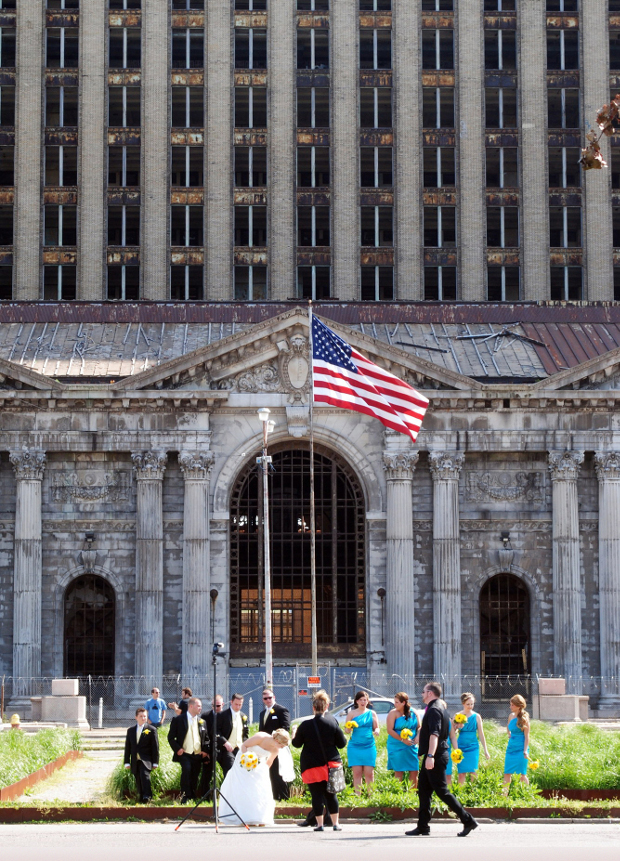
[218, 744, 295, 827]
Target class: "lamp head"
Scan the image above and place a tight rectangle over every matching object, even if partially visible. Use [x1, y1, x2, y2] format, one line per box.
[257, 407, 271, 423]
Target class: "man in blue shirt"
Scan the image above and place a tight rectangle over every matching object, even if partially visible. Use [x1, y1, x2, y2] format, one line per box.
[145, 687, 167, 728]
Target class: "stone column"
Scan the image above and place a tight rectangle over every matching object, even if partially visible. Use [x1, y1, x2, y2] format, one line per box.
[269, 0, 295, 300]
[9, 449, 46, 700]
[457, 0, 485, 300]
[429, 451, 464, 699]
[594, 452, 620, 707]
[520, 0, 548, 300]
[14, 1, 44, 299]
[179, 451, 213, 679]
[142, 0, 169, 299]
[78, 0, 106, 299]
[331, 0, 358, 300]
[132, 451, 167, 681]
[382, 447, 418, 680]
[206, 0, 232, 299]
[393, 0, 422, 299]
[582, 0, 613, 300]
[548, 450, 584, 692]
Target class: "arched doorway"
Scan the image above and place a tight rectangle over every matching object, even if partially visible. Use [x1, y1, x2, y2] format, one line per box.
[64, 574, 115, 676]
[230, 446, 366, 661]
[480, 573, 530, 698]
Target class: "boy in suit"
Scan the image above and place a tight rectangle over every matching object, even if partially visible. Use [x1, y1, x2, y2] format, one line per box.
[124, 707, 159, 803]
[167, 696, 211, 802]
[259, 689, 291, 800]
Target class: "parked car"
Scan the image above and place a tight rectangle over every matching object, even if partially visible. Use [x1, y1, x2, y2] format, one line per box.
[292, 695, 396, 727]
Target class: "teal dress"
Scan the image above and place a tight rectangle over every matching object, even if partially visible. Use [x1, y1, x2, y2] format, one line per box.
[503, 717, 528, 774]
[457, 712, 481, 773]
[387, 712, 419, 772]
[346, 709, 377, 767]
[446, 718, 453, 777]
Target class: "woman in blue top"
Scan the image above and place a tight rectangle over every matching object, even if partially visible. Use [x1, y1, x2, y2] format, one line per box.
[344, 691, 379, 795]
[454, 692, 490, 784]
[503, 694, 530, 794]
[386, 692, 420, 789]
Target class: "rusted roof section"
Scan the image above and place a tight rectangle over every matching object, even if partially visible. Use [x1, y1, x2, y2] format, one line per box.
[0, 301, 618, 381]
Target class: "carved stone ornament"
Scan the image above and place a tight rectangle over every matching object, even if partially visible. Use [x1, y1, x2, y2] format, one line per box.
[51, 469, 132, 503]
[594, 452, 620, 482]
[547, 450, 584, 481]
[466, 471, 544, 503]
[286, 405, 309, 438]
[382, 451, 419, 480]
[9, 448, 47, 480]
[278, 333, 310, 403]
[80, 547, 98, 574]
[178, 450, 214, 479]
[131, 451, 167, 480]
[233, 362, 281, 394]
[428, 451, 465, 481]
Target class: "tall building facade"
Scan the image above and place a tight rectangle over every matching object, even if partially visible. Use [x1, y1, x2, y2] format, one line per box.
[1, 0, 620, 302]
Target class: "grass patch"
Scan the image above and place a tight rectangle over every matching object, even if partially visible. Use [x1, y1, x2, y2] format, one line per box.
[0, 729, 82, 789]
[107, 721, 620, 806]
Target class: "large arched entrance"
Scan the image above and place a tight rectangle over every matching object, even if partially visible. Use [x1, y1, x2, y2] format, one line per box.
[230, 446, 366, 661]
[64, 574, 115, 676]
[480, 573, 530, 698]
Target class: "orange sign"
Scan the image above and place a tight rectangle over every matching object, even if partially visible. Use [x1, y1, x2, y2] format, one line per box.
[307, 676, 321, 686]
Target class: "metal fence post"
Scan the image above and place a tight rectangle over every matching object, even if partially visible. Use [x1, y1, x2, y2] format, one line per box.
[88, 675, 92, 729]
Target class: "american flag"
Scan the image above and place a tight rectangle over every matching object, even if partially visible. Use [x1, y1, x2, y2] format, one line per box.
[311, 315, 429, 443]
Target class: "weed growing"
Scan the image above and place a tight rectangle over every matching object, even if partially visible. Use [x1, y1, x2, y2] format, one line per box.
[0, 729, 81, 789]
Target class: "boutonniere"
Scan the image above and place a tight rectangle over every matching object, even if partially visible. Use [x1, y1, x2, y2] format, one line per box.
[242, 715, 247, 722]
[143, 729, 150, 735]
[269, 709, 275, 715]
[198, 719, 205, 726]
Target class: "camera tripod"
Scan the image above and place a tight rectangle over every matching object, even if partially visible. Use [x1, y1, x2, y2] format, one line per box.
[175, 646, 249, 832]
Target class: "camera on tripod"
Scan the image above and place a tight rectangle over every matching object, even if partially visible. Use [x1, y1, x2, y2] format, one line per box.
[212, 642, 226, 657]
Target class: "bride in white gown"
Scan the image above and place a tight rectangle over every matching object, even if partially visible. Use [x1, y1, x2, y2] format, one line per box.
[218, 729, 295, 826]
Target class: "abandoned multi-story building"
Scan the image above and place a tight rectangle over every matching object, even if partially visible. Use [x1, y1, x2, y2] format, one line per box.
[0, 2, 620, 715]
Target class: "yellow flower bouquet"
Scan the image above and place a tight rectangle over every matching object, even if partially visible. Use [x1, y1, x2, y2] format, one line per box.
[344, 720, 359, 730]
[400, 728, 414, 740]
[453, 713, 467, 726]
[526, 754, 540, 770]
[450, 748, 464, 763]
[239, 751, 259, 772]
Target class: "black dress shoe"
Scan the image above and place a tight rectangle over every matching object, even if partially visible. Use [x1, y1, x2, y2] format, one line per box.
[457, 820, 479, 837]
[314, 826, 324, 832]
[405, 827, 430, 836]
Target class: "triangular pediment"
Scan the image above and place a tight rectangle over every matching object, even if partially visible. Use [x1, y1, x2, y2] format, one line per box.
[0, 356, 63, 392]
[531, 344, 620, 392]
[110, 308, 482, 395]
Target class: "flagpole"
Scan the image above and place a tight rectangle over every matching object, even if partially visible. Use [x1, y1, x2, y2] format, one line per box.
[308, 301, 318, 678]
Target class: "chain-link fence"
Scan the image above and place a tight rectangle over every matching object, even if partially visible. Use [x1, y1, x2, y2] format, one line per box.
[2, 671, 618, 728]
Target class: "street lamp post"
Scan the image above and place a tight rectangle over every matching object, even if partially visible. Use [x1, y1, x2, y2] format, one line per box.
[257, 408, 275, 688]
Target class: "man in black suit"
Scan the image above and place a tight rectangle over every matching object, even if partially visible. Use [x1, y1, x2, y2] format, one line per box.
[405, 682, 479, 838]
[198, 694, 224, 796]
[215, 693, 248, 775]
[167, 696, 210, 802]
[259, 688, 291, 800]
[124, 707, 159, 803]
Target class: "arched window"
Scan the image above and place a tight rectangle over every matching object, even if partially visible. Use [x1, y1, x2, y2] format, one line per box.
[480, 573, 530, 678]
[64, 574, 115, 676]
[230, 447, 365, 661]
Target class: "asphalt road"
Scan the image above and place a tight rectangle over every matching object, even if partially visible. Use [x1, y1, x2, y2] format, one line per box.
[1, 821, 619, 861]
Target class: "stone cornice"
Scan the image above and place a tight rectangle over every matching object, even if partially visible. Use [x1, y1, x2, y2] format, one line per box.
[428, 451, 465, 480]
[548, 450, 584, 481]
[9, 449, 46, 480]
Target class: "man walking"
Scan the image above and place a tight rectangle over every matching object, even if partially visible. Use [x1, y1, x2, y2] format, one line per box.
[259, 689, 291, 800]
[167, 696, 210, 802]
[406, 682, 478, 838]
[124, 707, 159, 803]
[145, 687, 167, 728]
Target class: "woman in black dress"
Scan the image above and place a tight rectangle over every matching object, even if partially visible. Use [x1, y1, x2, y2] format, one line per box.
[292, 689, 347, 832]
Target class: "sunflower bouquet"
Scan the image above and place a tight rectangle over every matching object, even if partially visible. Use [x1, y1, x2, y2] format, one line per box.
[400, 728, 414, 740]
[239, 751, 259, 772]
[450, 748, 464, 763]
[526, 753, 540, 770]
[344, 720, 359, 730]
[453, 712, 467, 726]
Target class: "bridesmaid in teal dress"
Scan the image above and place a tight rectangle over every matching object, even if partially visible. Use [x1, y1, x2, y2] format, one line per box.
[454, 692, 490, 784]
[503, 694, 530, 793]
[344, 691, 380, 794]
[386, 692, 420, 789]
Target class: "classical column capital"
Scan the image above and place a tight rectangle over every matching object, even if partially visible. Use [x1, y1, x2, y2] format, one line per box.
[594, 452, 620, 482]
[382, 450, 419, 481]
[428, 451, 465, 481]
[131, 451, 167, 480]
[9, 449, 46, 480]
[179, 450, 214, 480]
[548, 450, 584, 481]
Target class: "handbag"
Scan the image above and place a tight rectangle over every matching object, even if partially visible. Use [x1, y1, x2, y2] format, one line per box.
[312, 718, 346, 794]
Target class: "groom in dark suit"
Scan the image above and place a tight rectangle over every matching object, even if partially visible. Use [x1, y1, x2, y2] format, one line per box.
[215, 693, 249, 775]
[124, 707, 159, 802]
[167, 697, 210, 802]
[259, 689, 291, 800]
